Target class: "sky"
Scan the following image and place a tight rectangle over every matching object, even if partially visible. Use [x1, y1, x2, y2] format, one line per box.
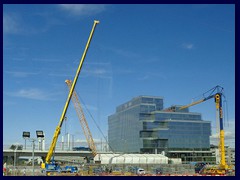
[3, 4, 235, 149]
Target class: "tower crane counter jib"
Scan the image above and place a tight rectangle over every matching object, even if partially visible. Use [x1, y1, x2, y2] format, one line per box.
[41, 20, 100, 173]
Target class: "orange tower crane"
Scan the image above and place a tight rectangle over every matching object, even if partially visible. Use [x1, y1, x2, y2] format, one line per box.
[65, 79, 98, 160]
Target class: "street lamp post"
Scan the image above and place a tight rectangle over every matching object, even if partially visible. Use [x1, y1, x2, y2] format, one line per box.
[22, 130, 44, 176]
[14, 147, 17, 176]
[22, 131, 30, 150]
[36, 130, 44, 151]
[29, 139, 36, 176]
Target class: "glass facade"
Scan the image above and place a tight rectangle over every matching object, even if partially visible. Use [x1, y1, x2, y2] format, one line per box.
[108, 96, 211, 153]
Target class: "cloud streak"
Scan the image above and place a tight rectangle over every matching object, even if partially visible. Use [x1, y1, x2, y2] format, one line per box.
[4, 11, 66, 36]
[138, 72, 167, 81]
[81, 62, 113, 78]
[6, 88, 56, 101]
[181, 43, 194, 50]
[82, 63, 113, 98]
[58, 4, 106, 16]
[101, 45, 139, 59]
[5, 70, 39, 78]
[3, 14, 21, 34]
[83, 67, 108, 78]
[210, 119, 235, 148]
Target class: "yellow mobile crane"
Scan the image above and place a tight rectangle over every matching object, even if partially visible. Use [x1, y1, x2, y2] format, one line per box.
[65, 80, 99, 161]
[165, 85, 231, 175]
[41, 20, 100, 174]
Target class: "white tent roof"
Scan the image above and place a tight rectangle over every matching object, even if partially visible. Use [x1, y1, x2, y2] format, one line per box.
[95, 153, 168, 165]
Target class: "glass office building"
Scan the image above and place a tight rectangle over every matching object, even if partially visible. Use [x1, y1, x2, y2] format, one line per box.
[108, 96, 211, 154]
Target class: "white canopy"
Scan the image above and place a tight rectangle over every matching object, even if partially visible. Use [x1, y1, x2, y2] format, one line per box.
[95, 153, 168, 165]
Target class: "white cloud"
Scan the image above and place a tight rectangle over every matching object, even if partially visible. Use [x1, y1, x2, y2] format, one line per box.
[48, 73, 73, 77]
[7, 88, 51, 100]
[83, 68, 107, 77]
[32, 58, 61, 62]
[81, 62, 112, 79]
[138, 75, 149, 81]
[82, 104, 98, 112]
[138, 72, 167, 81]
[102, 45, 139, 59]
[3, 14, 21, 34]
[5, 71, 39, 78]
[58, 4, 106, 16]
[210, 119, 235, 148]
[181, 43, 194, 50]
[4, 11, 66, 35]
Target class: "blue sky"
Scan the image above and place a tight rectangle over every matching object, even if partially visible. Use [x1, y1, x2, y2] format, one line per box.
[3, 4, 235, 149]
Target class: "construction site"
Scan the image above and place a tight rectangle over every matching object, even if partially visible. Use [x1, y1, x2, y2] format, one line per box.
[3, 20, 235, 176]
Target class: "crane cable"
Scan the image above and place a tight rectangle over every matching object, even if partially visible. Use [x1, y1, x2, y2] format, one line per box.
[220, 88, 229, 128]
[223, 98, 229, 128]
[75, 90, 116, 153]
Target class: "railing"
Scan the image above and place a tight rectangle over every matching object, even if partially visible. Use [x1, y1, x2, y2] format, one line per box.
[3, 141, 109, 152]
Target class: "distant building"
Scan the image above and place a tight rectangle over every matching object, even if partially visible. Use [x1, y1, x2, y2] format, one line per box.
[210, 144, 235, 166]
[108, 96, 213, 163]
[228, 147, 235, 165]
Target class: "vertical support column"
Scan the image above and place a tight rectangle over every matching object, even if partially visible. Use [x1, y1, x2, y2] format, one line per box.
[72, 135, 74, 150]
[38, 139, 41, 151]
[61, 135, 64, 151]
[42, 137, 45, 151]
[67, 133, 70, 151]
[14, 149, 17, 176]
[25, 139, 27, 150]
[32, 140, 35, 176]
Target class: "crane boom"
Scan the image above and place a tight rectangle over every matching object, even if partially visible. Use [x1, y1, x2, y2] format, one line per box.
[42, 20, 99, 168]
[178, 95, 215, 110]
[179, 85, 223, 110]
[65, 79, 98, 158]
